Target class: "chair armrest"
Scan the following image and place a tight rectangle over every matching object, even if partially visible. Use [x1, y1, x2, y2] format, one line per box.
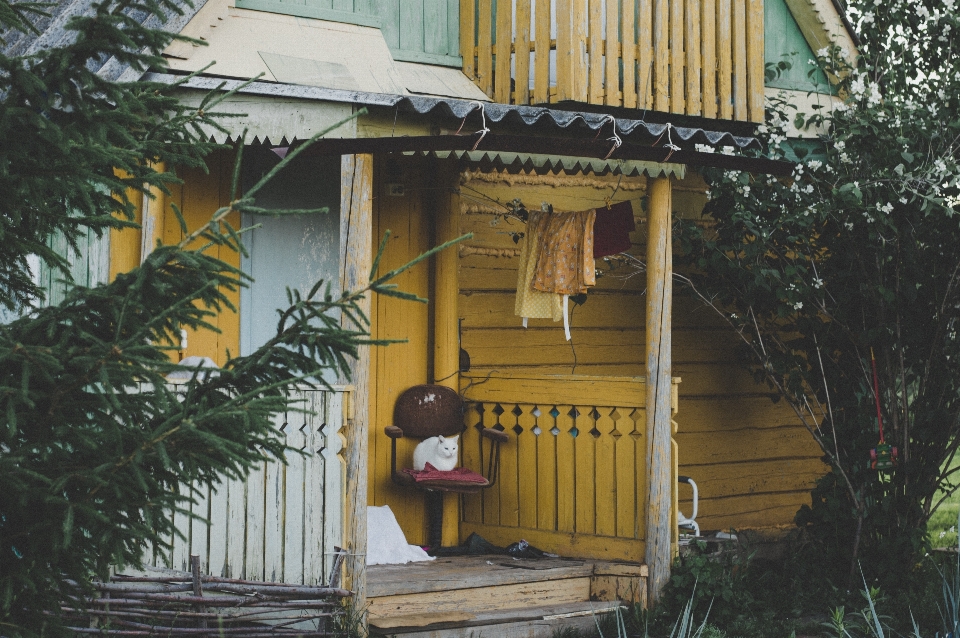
[384, 426, 404, 439]
[480, 428, 509, 443]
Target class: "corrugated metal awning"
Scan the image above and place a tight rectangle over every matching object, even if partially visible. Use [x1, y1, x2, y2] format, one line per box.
[404, 150, 685, 179]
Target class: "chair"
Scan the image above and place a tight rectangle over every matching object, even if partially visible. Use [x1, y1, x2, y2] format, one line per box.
[385, 384, 508, 548]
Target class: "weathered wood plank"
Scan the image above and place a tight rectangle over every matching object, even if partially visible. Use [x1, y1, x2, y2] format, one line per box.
[638, 0, 653, 108]
[190, 483, 209, 574]
[556, 0, 573, 101]
[224, 476, 245, 579]
[645, 176, 672, 603]
[604, 0, 620, 106]
[282, 409, 305, 584]
[594, 408, 617, 537]
[573, 0, 589, 101]
[515, 0, 532, 104]
[494, 0, 513, 103]
[588, 0, 604, 104]
[701, 0, 717, 118]
[685, 0, 701, 115]
[622, 0, 637, 108]
[369, 576, 592, 618]
[732, 0, 747, 120]
[206, 480, 228, 577]
[462, 406, 484, 525]
[243, 459, 266, 580]
[653, 0, 669, 111]
[533, 0, 551, 103]
[717, 0, 733, 119]
[461, 0, 476, 80]
[746, 0, 764, 122]
[670, 0, 684, 114]
[339, 154, 373, 603]
[478, 0, 495, 96]
[536, 408, 559, 531]
[556, 409, 576, 534]
[498, 410, 521, 528]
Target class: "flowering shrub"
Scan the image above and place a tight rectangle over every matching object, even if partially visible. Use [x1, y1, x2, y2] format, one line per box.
[677, 2, 960, 585]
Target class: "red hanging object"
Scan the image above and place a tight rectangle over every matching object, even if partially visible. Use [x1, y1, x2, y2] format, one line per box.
[869, 348, 898, 471]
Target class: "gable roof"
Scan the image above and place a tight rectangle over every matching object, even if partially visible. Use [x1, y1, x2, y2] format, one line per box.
[783, 0, 859, 63]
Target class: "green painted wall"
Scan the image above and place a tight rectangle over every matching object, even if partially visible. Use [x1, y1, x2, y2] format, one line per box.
[236, 0, 461, 67]
[764, 0, 832, 93]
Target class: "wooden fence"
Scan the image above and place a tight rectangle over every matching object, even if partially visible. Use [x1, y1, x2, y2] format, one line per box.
[461, 0, 764, 122]
[460, 374, 678, 561]
[147, 387, 349, 586]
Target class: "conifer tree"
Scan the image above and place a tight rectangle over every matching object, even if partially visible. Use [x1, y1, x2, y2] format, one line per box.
[0, 1, 457, 634]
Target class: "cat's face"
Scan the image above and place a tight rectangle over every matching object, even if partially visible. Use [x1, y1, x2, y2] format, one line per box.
[436, 435, 459, 458]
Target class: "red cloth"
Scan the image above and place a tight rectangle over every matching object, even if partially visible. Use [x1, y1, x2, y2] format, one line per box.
[593, 200, 636, 258]
[403, 463, 488, 483]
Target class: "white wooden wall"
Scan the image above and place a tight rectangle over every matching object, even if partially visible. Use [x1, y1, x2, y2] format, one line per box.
[149, 388, 347, 585]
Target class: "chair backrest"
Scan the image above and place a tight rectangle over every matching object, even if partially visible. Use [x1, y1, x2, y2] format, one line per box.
[393, 384, 464, 439]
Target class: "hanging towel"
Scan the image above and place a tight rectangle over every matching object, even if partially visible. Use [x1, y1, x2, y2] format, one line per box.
[515, 210, 564, 322]
[531, 209, 597, 295]
[593, 200, 636, 258]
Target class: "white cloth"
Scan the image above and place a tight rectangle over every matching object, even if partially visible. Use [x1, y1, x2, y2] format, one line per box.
[365, 505, 435, 565]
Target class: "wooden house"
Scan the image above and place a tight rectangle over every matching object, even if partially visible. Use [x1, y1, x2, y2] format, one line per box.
[13, 0, 858, 634]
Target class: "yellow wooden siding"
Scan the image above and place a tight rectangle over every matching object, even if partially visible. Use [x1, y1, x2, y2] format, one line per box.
[463, 0, 764, 122]
[457, 169, 825, 534]
[366, 158, 437, 546]
[108, 185, 143, 282]
[156, 150, 241, 366]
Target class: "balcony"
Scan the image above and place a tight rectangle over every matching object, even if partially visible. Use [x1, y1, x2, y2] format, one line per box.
[461, 0, 765, 122]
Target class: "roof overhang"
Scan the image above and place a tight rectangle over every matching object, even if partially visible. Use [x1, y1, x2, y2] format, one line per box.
[144, 73, 793, 177]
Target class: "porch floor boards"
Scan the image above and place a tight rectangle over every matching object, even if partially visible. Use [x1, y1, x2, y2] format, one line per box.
[367, 555, 646, 638]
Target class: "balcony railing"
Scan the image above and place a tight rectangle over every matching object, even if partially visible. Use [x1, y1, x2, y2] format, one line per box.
[461, 0, 764, 122]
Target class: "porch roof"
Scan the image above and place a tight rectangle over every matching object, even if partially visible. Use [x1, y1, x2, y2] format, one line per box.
[144, 72, 793, 176]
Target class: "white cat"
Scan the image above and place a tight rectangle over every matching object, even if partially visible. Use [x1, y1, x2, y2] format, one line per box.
[412, 435, 460, 471]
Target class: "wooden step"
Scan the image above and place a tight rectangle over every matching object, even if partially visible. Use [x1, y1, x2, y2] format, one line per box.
[369, 601, 624, 638]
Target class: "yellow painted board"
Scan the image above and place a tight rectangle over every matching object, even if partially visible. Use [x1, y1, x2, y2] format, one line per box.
[497, 413, 521, 528]
[574, 407, 597, 535]
[460, 523, 645, 562]
[717, 0, 733, 119]
[685, 0, 701, 115]
[463, 373, 648, 408]
[480, 405, 502, 526]
[746, 0, 764, 122]
[678, 396, 811, 433]
[670, 0, 684, 114]
[618, 425, 646, 538]
[556, 408, 577, 534]
[478, 0, 494, 96]
[638, 0, 653, 109]
[461, 0, 476, 80]
[460, 291, 644, 330]
[694, 491, 814, 530]
[573, 0, 588, 101]
[462, 405, 484, 524]
[109, 185, 143, 281]
[594, 409, 618, 537]
[621, 0, 637, 108]
[536, 413, 559, 530]
[678, 458, 826, 501]
[676, 426, 822, 465]
[495, 0, 513, 103]
[588, 0, 604, 104]
[701, 0, 717, 118]
[604, 0, 621, 106]
[515, 0, 532, 104]
[733, 0, 748, 120]
[517, 407, 540, 530]
[534, 0, 551, 103]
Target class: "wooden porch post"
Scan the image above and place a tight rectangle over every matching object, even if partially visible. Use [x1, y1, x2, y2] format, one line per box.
[432, 161, 462, 547]
[340, 154, 373, 609]
[645, 175, 673, 604]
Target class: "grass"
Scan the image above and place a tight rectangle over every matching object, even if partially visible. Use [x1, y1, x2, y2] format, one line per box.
[928, 456, 960, 549]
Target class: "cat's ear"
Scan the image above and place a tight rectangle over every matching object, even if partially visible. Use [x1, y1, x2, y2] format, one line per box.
[450, 434, 460, 443]
[437, 435, 445, 442]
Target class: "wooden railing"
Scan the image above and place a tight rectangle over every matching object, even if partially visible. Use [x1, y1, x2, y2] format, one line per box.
[146, 387, 350, 585]
[461, 0, 764, 122]
[460, 373, 678, 561]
